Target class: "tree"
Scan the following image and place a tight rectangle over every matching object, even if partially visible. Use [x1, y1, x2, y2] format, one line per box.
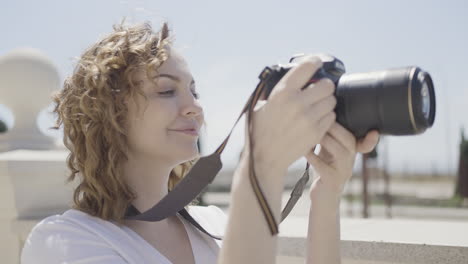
[455, 127, 468, 200]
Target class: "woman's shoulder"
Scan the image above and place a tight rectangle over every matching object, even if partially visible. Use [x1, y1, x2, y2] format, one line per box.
[23, 209, 118, 239]
[21, 205, 229, 263]
[22, 209, 104, 245]
[21, 209, 127, 264]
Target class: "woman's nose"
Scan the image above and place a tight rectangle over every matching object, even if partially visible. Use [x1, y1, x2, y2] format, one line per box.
[181, 92, 203, 117]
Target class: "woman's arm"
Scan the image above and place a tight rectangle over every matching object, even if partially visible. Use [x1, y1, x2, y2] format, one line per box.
[217, 56, 338, 264]
[303, 124, 380, 264]
[305, 179, 342, 264]
[217, 147, 287, 264]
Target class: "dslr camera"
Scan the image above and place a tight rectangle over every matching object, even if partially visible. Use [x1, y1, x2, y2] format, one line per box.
[258, 54, 436, 138]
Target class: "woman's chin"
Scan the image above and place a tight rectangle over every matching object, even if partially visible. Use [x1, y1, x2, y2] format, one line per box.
[176, 148, 200, 163]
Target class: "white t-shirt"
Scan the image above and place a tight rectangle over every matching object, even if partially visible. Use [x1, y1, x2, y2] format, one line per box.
[21, 205, 228, 264]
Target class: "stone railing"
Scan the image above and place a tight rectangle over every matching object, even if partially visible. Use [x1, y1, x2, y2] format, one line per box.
[0, 48, 68, 263]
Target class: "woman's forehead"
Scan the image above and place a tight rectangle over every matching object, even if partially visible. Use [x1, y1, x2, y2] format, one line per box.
[158, 51, 191, 76]
[133, 50, 193, 83]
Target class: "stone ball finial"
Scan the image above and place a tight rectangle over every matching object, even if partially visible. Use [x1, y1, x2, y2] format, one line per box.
[0, 48, 61, 150]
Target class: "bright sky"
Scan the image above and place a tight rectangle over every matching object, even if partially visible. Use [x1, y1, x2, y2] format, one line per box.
[1, 0, 467, 174]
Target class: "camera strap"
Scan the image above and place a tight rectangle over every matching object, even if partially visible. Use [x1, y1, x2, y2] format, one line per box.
[124, 66, 312, 237]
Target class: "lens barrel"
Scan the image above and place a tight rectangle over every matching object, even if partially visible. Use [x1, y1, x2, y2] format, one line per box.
[335, 67, 436, 138]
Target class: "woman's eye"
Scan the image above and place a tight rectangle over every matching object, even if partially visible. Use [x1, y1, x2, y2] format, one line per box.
[158, 90, 175, 96]
[158, 89, 200, 99]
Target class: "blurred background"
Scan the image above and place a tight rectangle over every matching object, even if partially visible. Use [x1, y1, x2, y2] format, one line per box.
[1, 0, 467, 263]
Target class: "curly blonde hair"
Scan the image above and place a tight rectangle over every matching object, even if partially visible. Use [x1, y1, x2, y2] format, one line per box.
[51, 18, 200, 224]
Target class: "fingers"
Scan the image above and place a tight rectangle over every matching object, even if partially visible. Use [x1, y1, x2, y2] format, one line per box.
[301, 78, 336, 106]
[320, 133, 349, 162]
[356, 130, 380, 153]
[316, 111, 336, 139]
[277, 56, 323, 94]
[308, 95, 337, 123]
[327, 122, 356, 153]
[300, 78, 336, 129]
[305, 150, 331, 176]
[317, 142, 335, 164]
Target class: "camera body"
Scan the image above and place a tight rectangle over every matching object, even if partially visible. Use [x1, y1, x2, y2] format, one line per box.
[259, 54, 436, 138]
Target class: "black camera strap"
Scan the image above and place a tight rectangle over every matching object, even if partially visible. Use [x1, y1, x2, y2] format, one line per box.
[124, 66, 312, 237]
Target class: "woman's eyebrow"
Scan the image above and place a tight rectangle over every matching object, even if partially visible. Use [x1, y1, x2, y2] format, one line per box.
[153, 73, 195, 85]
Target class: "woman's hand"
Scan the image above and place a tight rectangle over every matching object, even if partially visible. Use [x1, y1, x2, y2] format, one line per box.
[246, 56, 337, 173]
[305, 123, 380, 198]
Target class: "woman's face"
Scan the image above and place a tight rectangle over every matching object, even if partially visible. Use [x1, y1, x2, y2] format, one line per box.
[126, 49, 204, 166]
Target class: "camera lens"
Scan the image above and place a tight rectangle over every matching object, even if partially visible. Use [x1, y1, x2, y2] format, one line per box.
[335, 66, 436, 138]
[421, 82, 430, 119]
[413, 70, 436, 131]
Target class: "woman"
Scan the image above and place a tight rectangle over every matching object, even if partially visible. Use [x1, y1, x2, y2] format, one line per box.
[21, 19, 379, 264]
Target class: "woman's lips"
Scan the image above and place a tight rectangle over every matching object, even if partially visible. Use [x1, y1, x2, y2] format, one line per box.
[170, 129, 199, 136]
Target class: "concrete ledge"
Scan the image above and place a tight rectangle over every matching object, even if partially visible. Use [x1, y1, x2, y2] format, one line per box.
[341, 241, 468, 264]
[0, 149, 77, 219]
[278, 217, 468, 264]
